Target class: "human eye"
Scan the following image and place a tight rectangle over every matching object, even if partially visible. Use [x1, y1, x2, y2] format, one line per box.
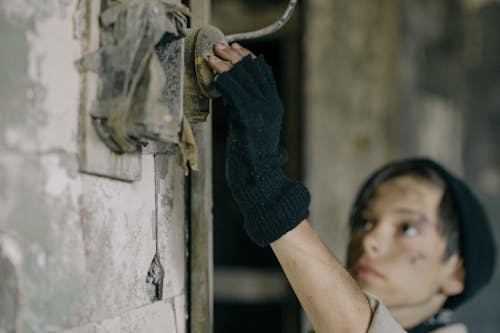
[399, 222, 418, 237]
[363, 219, 375, 230]
[353, 218, 374, 232]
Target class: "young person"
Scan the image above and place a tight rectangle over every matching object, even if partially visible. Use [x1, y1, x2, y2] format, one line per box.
[207, 43, 496, 333]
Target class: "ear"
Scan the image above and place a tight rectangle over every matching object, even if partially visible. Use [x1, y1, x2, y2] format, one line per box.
[439, 254, 465, 296]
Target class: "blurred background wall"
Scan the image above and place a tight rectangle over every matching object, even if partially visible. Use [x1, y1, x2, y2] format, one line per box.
[212, 0, 499, 332]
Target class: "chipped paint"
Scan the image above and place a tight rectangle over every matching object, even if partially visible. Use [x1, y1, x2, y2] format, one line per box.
[0, 243, 20, 333]
[0, 0, 80, 153]
[0, 234, 23, 268]
[27, 5, 81, 153]
[0, 0, 35, 23]
[42, 155, 80, 197]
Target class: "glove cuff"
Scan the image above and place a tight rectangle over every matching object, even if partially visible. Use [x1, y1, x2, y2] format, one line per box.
[239, 174, 311, 247]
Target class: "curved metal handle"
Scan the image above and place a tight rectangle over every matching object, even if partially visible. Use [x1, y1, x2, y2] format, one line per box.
[226, 0, 298, 43]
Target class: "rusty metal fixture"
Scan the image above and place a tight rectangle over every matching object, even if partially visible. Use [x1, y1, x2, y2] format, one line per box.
[184, 26, 226, 100]
[195, 26, 226, 98]
[184, 27, 212, 122]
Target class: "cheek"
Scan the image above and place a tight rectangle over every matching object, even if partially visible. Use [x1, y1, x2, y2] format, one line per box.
[394, 252, 440, 290]
[409, 252, 426, 265]
[389, 251, 428, 286]
[381, 253, 437, 305]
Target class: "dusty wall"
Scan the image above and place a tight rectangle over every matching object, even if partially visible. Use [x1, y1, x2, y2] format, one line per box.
[0, 0, 188, 332]
[304, 0, 401, 260]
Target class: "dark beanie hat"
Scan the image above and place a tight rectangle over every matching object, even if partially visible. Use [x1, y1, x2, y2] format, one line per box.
[349, 157, 497, 309]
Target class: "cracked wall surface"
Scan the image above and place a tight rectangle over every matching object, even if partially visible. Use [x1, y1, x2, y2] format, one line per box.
[0, 0, 187, 332]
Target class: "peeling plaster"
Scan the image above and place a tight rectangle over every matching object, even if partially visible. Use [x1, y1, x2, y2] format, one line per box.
[0, 234, 23, 268]
[0, 0, 35, 23]
[155, 154, 186, 300]
[78, 156, 157, 322]
[26, 4, 81, 153]
[1, 0, 74, 25]
[1, 0, 81, 154]
[44, 157, 74, 197]
[0, 152, 86, 331]
[0, 240, 20, 333]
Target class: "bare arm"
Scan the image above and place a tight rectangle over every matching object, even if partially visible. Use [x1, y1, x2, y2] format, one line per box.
[271, 220, 372, 333]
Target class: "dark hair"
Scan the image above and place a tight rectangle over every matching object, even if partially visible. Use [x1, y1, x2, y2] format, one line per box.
[349, 161, 460, 260]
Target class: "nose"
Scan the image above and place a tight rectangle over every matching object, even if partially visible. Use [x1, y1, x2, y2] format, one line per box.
[361, 224, 390, 257]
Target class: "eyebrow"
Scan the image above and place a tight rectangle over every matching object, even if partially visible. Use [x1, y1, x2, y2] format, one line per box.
[394, 208, 430, 224]
[362, 208, 430, 221]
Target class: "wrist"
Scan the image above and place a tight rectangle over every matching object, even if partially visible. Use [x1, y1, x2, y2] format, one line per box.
[236, 171, 311, 247]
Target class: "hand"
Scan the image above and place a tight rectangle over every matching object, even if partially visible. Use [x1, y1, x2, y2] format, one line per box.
[207, 42, 255, 74]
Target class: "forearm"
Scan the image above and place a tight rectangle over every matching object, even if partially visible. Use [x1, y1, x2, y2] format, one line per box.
[271, 220, 372, 333]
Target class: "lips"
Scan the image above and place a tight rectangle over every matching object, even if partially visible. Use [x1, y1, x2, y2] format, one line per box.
[351, 263, 385, 279]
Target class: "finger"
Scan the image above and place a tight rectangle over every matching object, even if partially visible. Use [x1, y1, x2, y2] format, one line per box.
[207, 55, 233, 74]
[231, 43, 256, 59]
[214, 43, 245, 65]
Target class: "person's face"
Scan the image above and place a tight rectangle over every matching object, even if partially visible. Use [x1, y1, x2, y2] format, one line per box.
[347, 175, 463, 308]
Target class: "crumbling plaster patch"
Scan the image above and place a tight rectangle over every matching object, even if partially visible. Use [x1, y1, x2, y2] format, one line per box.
[0, 0, 35, 23]
[1, 149, 162, 330]
[0, 152, 86, 331]
[0, 237, 21, 333]
[79, 155, 157, 323]
[155, 154, 186, 300]
[1, 0, 80, 154]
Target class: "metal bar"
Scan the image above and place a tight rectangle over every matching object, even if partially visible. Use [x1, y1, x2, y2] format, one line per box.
[226, 0, 297, 42]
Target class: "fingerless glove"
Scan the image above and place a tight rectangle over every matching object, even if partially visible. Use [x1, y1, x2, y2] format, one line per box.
[215, 55, 310, 247]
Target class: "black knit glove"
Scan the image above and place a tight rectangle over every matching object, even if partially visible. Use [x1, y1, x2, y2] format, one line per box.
[215, 55, 310, 247]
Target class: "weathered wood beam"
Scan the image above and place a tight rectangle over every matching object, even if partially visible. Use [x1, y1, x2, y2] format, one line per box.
[188, 1, 214, 333]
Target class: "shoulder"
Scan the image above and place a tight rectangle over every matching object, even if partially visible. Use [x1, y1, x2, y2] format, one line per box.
[308, 292, 465, 333]
[308, 292, 406, 333]
[363, 291, 407, 333]
[431, 323, 468, 333]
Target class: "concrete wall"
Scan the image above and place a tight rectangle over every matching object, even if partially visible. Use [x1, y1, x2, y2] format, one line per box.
[0, 0, 188, 332]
